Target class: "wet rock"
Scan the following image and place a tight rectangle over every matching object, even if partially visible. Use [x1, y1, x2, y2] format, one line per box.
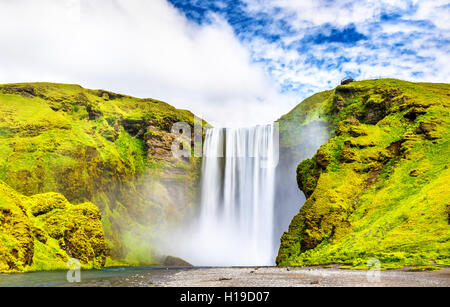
[344, 139, 376, 149]
[404, 107, 428, 121]
[414, 122, 439, 140]
[361, 100, 388, 124]
[86, 105, 103, 120]
[335, 86, 356, 97]
[121, 119, 146, 137]
[386, 140, 404, 157]
[316, 149, 330, 169]
[145, 129, 177, 161]
[332, 95, 346, 111]
[163, 255, 193, 267]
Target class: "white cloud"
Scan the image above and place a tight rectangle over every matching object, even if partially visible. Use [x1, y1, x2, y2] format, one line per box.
[240, 0, 449, 99]
[412, 0, 450, 30]
[0, 0, 448, 127]
[0, 0, 293, 126]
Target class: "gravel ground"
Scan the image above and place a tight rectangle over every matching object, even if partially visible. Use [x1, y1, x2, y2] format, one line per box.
[157, 266, 450, 287]
[4, 265, 447, 287]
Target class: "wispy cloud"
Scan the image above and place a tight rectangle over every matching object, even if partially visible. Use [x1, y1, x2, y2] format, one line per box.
[0, 0, 291, 126]
[169, 0, 450, 100]
[0, 0, 448, 125]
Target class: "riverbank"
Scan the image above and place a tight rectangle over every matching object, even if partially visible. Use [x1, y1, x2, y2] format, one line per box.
[159, 266, 450, 287]
[1, 266, 448, 287]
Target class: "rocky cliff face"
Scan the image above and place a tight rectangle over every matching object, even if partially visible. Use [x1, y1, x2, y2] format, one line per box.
[273, 91, 333, 250]
[277, 79, 450, 269]
[0, 181, 107, 272]
[0, 83, 203, 271]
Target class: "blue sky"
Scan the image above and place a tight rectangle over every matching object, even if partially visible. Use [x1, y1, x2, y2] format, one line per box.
[167, 0, 449, 97]
[0, 0, 449, 125]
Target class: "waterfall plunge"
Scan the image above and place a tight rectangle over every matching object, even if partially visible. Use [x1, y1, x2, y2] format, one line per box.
[185, 124, 278, 266]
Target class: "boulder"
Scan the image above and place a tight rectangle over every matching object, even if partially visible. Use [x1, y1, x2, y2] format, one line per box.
[163, 255, 193, 267]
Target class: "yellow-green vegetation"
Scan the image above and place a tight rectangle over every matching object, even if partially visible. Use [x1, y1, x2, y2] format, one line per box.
[0, 82, 203, 270]
[278, 90, 333, 151]
[277, 79, 450, 269]
[409, 265, 441, 271]
[0, 180, 107, 273]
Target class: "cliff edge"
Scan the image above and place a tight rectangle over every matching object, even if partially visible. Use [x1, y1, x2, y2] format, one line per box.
[277, 79, 450, 269]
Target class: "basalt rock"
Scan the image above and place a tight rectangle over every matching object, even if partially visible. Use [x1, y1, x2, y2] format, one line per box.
[163, 255, 193, 267]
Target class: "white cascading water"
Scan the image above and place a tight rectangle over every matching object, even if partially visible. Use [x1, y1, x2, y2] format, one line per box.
[188, 124, 277, 266]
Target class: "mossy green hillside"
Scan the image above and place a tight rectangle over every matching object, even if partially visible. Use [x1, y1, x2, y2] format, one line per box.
[0, 180, 107, 273]
[277, 79, 450, 269]
[277, 90, 333, 153]
[0, 83, 203, 267]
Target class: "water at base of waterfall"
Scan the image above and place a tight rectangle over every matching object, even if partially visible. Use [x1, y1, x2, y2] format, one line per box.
[178, 124, 278, 266]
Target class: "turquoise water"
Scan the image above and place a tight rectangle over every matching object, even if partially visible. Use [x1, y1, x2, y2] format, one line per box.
[0, 267, 184, 287]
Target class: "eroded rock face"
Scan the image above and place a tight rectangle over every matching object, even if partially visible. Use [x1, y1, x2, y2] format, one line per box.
[414, 121, 439, 140]
[145, 127, 177, 161]
[277, 79, 450, 268]
[0, 206, 34, 271]
[341, 78, 354, 85]
[315, 149, 330, 169]
[0, 84, 40, 98]
[0, 82, 203, 266]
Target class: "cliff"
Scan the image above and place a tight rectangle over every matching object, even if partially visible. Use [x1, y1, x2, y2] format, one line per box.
[0, 181, 107, 272]
[0, 82, 203, 272]
[277, 79, 450, 269]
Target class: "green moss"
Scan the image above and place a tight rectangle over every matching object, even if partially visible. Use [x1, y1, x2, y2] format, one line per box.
[115, 132, 147, 173]
[277, 91, 333, 151]
[296, 158, 319, 198]
[409, 265, 442, 271]
[0, 82, 204, 269]
[277, 79, 450, 269]
[104, 257, 128, 268]
[0, 180, 107, 273]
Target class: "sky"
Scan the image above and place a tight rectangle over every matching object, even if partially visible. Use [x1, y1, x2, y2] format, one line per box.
[0, 0, 449, 126]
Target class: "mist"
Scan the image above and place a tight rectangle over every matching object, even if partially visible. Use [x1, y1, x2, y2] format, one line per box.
[272, 121, 331, 256]
[153, 120, 331, 267]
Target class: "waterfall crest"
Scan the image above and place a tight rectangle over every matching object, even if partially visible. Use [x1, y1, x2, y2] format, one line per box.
[190, 124, 277, 266]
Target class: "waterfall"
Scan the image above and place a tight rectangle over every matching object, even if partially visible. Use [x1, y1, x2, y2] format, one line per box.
[188, 124, 277, 266]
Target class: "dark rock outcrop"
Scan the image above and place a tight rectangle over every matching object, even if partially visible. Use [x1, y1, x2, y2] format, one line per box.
[163, 255, 193, 267]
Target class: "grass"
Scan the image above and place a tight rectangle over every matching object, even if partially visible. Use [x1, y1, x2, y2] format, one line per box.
[277, 78, 450, 269]
[0, 82, 203, 271]
[0, 181, 107, 273]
